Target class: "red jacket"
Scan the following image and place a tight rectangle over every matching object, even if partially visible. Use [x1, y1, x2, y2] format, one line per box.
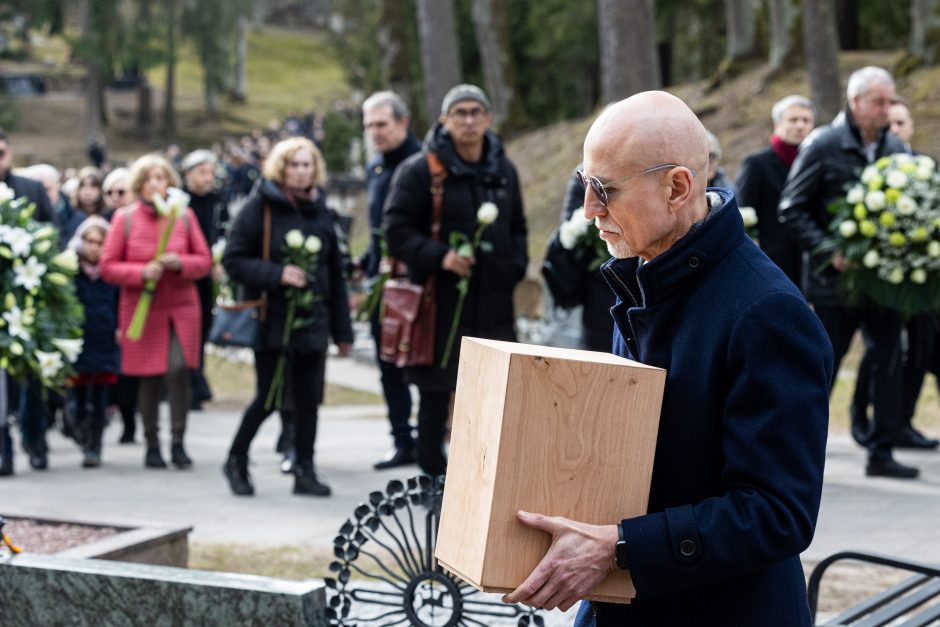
[100, 201, 212, 376]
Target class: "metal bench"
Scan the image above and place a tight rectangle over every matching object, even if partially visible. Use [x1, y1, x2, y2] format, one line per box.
[808, 551, 940, 626]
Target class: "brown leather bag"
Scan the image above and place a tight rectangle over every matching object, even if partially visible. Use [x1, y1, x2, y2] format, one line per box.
[379, 152, 445, 367]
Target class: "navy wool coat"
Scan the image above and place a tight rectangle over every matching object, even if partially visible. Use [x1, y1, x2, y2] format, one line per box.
[575, 190, 833, 626]
[74, 272, 120, 374]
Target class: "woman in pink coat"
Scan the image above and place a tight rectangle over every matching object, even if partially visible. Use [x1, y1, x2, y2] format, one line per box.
[100, 154, 212, 470]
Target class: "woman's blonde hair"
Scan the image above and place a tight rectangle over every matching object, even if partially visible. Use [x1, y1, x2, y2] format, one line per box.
[263, 137, 327, 187]
[127, 154, 181, 197]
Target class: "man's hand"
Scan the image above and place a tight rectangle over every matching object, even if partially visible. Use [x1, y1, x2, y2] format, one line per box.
[441, 249, 475, 278]
[502, 511, 619, 612]
[832, 251, 848, 272]
[281, 264, 307, 287]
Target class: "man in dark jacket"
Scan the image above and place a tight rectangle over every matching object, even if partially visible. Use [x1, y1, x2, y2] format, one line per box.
[384, 84, 528, 477]
[779, 66, 915, 478]
[736, 94, 815, 285]
[0, 130, 57, 475]
[361, 91, 421, 469]
[504, 91, 833, 626]
[181, 149, 229, 410]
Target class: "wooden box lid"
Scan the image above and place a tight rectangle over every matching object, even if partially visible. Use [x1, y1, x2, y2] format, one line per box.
[435, 338, 666, 604]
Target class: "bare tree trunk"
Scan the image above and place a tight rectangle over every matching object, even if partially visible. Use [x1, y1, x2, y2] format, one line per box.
[378, 0, 418, 116]
[724, 0, 758, 61]
[415, 0, 462, 121]
[835, 0, 859, 50]
[79, 0, 104, 144]
[767, 0, 796, 71]
[597, 0, 660, 104]
[470, 0, 521, 130]
[910, 0, 940, 63]
[802, 0, 842, 123]
[164, 0, 177, 138]
[232, 16, 248, 102]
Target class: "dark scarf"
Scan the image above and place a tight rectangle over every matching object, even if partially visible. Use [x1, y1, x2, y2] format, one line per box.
[80, 259, 102, 281]
[770, 135, 800, 167]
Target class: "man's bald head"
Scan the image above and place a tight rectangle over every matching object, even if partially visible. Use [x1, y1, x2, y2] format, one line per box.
[584, 91, 710, 187]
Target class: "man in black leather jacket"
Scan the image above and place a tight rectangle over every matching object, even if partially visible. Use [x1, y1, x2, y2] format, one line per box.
[779, 66, 915, 479]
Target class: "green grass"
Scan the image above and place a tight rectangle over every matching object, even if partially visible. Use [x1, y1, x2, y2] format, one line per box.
[146, 26, 352, 139]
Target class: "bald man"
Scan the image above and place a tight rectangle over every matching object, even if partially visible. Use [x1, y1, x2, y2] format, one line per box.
[503, 92, 833, 625]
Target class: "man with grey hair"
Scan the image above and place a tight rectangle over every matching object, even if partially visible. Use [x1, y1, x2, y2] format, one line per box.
[779, 66, 914, 478]
[361, 91, 421, 469]
[736, 94, 815, 285]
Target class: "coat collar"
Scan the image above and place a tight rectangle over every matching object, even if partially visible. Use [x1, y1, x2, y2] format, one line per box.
[423, 122, 506, 178]
[833, 106, 893, 158]
[602, 189, 745, 308]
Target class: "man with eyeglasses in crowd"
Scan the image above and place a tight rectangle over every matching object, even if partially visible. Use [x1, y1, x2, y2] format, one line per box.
[501, 91, 832, 625]
[384, 84, 528, 477]
[0, 129, 58, 476]
[780, 66, 915, 479]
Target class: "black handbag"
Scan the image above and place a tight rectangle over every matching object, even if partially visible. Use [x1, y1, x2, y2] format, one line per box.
[208, 204, 271, 349]
[541, 229, 586, 309]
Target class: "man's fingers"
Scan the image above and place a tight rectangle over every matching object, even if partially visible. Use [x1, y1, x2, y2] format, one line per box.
[516, 510, 561, 534]
[502, 558, 552, 604]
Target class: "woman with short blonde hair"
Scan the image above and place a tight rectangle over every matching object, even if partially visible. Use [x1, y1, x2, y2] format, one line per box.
[127, 154, 182, 198]
[262, 137, 328, 188]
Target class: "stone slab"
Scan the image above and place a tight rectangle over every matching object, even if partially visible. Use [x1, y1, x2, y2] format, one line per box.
[0, 554, 327, 626]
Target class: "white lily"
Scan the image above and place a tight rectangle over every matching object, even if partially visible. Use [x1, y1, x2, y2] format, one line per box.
[212, 238, 226, 264]
[51, 249, 79, 273]
[0, 182, 15, 203]
[13, 256, 48, 291]
[2, 226, 33, 257]
[35, 349, 64, 380]
[153, 187, 190, 218]
[2, 306, 31, 341]
[52, 338, 84, 363]
[477, 202, 499, 225]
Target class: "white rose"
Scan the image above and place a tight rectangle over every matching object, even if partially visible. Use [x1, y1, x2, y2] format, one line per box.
[838, 220, 858, 238]
[916, 155, 936, 171]
[739, 207, 758, 228]
[285, 229, 304, 249]
[304, 235, 322, 254]
[862, 250, 880, 268]
[929, 241, 940, 257]
[477, 202, 499, 225]
[885, 170, 908, 189]
[896, 195, 918, 216]
[558, 221, 579, 250]
[888, 267, 905, 284]
[0, 183, 15, 203]
[865, 190, 886, 211]
[893, 153, 913, 167]
[860, 165, 880, 184]
[916, 165, 934, 181]
[911, 268, 928, 284]
[846, 186, 865, 204]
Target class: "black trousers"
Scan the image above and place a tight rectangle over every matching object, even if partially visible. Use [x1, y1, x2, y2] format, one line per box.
[415, 387, 450, 477]
[816, 305, 903, 459]
[229, 349, 326, 464]
[371, 313, 414, 450]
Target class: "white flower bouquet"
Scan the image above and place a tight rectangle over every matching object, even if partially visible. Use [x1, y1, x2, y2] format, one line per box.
[824, 153, 940, 315]
[0, 183, 84, 389]
[558, 206, 609, 271]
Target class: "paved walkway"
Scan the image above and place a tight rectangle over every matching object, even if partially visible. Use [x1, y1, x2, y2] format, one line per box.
[2, 353, 939, 624]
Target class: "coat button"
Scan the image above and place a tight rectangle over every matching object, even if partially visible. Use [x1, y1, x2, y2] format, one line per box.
[679, 539, 697, 556]
[688, 256, 700, 268]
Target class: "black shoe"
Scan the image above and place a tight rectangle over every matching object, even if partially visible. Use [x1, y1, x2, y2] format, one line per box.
[145, 447, 167, 469]
[223, 455, 254, 496]
[850, 414, 871, 446]
[29, 450, 48, 470]
[866, 456, 919, 479]
[293, 462, 331, 496]
[190, 400, 204, 411]
[81, 449, 101, 468]
[0, 454, 12, 477]
[373, 447, 416, 470]
[118, 432, 136, 444]
[895, 426, 940, 450]
[171, 443, 193, 469]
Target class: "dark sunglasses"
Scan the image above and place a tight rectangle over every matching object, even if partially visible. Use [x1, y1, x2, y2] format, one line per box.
[0, 148, 6, 158]
[576, 164, 695, 207]
[107, 189, 127, 197]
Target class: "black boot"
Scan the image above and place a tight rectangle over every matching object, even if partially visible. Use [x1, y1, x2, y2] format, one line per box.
[145, 446, 167, 469]
[171, 443, 193, 469]
[223, 455, 254, 496]
[293, 461, 331, 496]
[0, 426, 12, 477]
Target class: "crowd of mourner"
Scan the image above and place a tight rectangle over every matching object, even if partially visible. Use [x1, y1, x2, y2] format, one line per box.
[0, 65, 937, 503]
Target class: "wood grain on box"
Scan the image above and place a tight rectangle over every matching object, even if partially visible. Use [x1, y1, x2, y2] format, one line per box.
[435, 338, 666, 604]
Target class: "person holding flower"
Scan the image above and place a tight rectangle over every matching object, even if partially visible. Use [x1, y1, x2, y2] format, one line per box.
[221, 137, 353, 498]
[99, 154, 212, 470]
[66, 216, 120, 468]
[384, 84, 528, 477]
[779, 66, 914, 478]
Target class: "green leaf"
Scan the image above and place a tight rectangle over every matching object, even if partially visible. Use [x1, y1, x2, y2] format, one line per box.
[457, 243, 474, 257]
[479, 241, 494, 253]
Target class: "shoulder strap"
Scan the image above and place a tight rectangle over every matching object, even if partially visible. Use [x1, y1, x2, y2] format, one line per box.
[123, 205, 135, 239]
[426, 151, 446, 242]
[260, 203, 271, 321]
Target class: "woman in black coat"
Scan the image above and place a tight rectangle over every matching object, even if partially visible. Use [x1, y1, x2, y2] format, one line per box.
[222, 137, 353, 497]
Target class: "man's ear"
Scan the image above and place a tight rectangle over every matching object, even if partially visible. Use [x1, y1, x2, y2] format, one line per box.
[665, 167, 694, 212]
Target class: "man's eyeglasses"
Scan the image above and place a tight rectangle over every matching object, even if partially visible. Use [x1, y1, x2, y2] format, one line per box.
[576, 164, 695, 207]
